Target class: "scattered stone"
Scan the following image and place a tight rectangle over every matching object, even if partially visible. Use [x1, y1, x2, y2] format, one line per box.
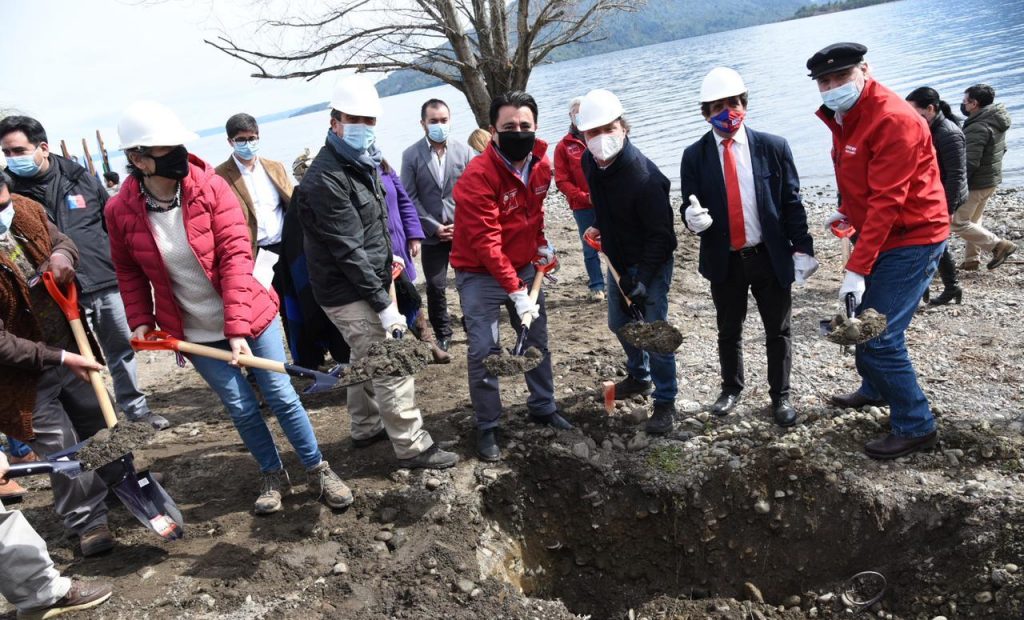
[974, 591, 993, 603]
[743, 582, 765, 604]
[991, 568, 1011, 587]
[456, 579, 476, 595]
[753, 499, 771, 514]
[782, 595, 801, 608]
[572, 441, 590, 460]
[332, 562, 349, 575]
[425, 477, 442, 491]
[1005, 563, 1019, 573]
[374, 531, 394, 543]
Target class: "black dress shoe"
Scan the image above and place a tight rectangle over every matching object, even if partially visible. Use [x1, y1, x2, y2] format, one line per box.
[829, 390, 888, 409]
[645, 401, 675, 435]
[864, 431, 938, 460]
[772, 398, 797, 427]
[352, 427, 389, 448]
[710, 392, 740, 416]
[614, 375, 653, 399]
[529, 411, 573, 430]
[437, 338, 451, 352]
[477, 428, 501, 462]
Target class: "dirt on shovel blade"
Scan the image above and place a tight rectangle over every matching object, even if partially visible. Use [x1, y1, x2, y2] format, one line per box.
[340, 338, 433, 384]
[76, 422, 156, 470]
[618, 320, 684, 353]
[483, 346, 543, 377]
[825, 308, 888, 345]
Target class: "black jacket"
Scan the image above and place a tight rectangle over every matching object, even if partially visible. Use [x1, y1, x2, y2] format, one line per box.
[928, 111, 968, 213]
[679, 127, 812, 288]
[582, 139, 676, 285]
[294, 141, 394, 311]
[7, 154, 117, 294]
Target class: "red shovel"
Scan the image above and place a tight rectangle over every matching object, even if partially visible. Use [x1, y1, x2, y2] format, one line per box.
[41, 272, 184, 540]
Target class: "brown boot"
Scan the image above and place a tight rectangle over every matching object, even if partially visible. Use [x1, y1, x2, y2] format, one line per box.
[0, 478, 27, 500]
[414, 312, 450, 364]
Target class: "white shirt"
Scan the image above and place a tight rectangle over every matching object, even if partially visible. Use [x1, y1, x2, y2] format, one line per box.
[147, 208, 226, 343]
[714, 125, 762, 247]
[425, 138, 447, 188]
[234, 156, 284, 246]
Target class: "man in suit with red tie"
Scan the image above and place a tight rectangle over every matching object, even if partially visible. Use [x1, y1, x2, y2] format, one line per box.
[680, 67, 817, 427]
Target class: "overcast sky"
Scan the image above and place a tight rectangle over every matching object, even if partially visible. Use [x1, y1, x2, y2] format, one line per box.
[1, 0, 344, 150]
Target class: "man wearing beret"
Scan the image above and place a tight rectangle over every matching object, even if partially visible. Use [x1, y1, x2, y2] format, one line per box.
[808, 42, 949, 459]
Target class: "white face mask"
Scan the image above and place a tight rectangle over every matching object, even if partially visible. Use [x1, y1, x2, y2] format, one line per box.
[587, 133, 624, 161]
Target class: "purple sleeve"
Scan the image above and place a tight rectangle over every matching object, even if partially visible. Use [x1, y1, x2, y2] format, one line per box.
[390, 169, 424, 240]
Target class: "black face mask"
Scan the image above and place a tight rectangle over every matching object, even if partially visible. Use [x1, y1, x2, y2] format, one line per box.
[149, 146, 190, 180]
[496, 131, 536, 162]
[960, 103, 971, 117]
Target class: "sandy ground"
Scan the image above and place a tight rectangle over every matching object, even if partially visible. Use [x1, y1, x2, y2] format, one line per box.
[4, 187, 1024, 620]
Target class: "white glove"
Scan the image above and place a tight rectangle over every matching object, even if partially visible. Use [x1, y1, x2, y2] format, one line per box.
[684, 194, 712, 233]
[535, 244, 555, 267]
[392, 255, 405, 267]
[823, 210, 847, 232]
[377, 303, 406, 336]
[509, 288, 540, 323]
[839, 270, 866, 307]
[793, 252, 820, 285]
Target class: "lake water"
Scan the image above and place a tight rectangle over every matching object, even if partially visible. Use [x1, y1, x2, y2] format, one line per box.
[144, 0, 1024, 188]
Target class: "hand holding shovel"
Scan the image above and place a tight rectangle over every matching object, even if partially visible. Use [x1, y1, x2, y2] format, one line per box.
[482, 267, 547, 377]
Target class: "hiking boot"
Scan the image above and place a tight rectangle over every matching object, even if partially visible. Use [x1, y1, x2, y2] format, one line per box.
[352, 427, 389, 448]
[307, 460, 354, 509]
[16, 579, 112, 620]
[645, 401, 675, 435]
[476, 428, 500, 462]
[614, 375, 653, 399]
[987, 240, 1017, 270]
[588, 289, 606, 302]
[529, 411, 573, 430]
[254, 469, 291, 515]
[958, 259, 980, 271]
[128, 412, 171, 430]
[0, 478, 27, 501]
[79, 525, 114, 557]
[414, 311, 451, 364]
[397, 444, 459, 470]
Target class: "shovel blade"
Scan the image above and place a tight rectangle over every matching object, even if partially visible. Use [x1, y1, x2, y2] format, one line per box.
[284, 363, 339, 394]
[819, 319, 834, 337]
[511, 324, 531, 357]
[98, 452, 184, 541]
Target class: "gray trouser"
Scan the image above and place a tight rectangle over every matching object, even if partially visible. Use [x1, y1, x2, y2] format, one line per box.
[26, 366, 109, 536]
[455, 264, 556, 429]
[0, 500, 70, 611]
[80, 286, 150, 418]
[321, 300, 433, 459]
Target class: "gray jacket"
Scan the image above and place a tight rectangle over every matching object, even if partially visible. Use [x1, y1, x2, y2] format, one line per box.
[399, 137, 472, 245]
[928, 111, 968, 213]
[963, 102, 1011, 190]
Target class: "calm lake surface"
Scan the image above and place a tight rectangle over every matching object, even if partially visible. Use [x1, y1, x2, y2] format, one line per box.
[175, 0, 1024, 189]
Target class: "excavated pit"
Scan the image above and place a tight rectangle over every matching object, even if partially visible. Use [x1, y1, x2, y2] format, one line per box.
[479, 445, 1024, 619]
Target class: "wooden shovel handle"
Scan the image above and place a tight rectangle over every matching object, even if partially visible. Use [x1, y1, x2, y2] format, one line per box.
[519, 269, 546, 330]
[173, 340, 287, 373]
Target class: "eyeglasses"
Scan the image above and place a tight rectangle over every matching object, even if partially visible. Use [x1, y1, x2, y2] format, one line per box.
[232, 136, 259, 145]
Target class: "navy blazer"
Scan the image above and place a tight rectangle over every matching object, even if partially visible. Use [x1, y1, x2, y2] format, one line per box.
[679, 127, 813, 287]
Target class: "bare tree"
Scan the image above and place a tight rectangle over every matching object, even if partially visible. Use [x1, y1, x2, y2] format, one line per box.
[207, 0, 642, 128]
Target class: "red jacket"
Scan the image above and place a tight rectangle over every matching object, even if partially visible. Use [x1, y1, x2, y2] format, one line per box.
[554, 132, 591, 211]
[451, 140, 551, 293]
[105, 154, 279, 340]
[817, 79, 949, 275]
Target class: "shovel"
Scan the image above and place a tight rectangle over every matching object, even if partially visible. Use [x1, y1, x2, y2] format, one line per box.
[482, 268, 547, 377]
[583, 230, 682, 354]
[131, 331, 346, 393]
[4, 459, 84, 479]
[41, 272, 184, 540]
[817, 222, 887, 347]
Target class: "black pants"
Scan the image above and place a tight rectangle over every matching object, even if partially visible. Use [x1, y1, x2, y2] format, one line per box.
[710, 248, 792, 401]
[421, 241, 453, 340]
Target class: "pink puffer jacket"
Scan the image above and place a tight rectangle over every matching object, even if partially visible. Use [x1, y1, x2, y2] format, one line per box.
[105, 154, 278, 340]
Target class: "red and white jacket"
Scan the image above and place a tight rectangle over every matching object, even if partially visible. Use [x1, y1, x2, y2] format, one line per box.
[554, 131, 591, 211]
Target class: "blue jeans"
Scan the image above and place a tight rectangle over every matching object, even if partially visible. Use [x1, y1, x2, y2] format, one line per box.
[607, 259, 677, 404]
[572, 209, 605, 292]
[855, 242, 944, 438]
[186, 319, 323, 472]
[1, 436, 32, 457]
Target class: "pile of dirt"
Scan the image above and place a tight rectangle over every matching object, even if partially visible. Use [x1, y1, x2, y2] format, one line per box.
[618, 319, 684, 353]
[483, 346, 544, 376]
[825, 308, 887, 345]
[339, 338, 433, 384]
[76, 421, 155, 470]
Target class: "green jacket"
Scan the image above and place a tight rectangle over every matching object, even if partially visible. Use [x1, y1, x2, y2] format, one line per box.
[963, 102, 1011, 190]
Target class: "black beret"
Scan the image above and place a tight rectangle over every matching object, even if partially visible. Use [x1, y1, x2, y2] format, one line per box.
[806, 42, 868, 79]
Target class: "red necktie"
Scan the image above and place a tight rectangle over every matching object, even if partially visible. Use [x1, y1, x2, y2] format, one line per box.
[722, 138, 746, 250]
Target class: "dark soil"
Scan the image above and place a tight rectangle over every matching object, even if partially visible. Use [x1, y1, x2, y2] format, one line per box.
[482, 346, 543, 376]
[825, 308, 888, 345]
[618, 319, 684, 353]
[339, 339, 433, 384]
[76, 422, 156, 470]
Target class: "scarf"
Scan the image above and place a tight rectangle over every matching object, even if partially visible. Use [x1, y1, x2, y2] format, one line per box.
[326, 128, 383, 171]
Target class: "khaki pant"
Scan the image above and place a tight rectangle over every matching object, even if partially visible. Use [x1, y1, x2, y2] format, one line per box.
[321, 300, 432, 459]
[954, 187, 999, 264]
[0, 501, 71, 611]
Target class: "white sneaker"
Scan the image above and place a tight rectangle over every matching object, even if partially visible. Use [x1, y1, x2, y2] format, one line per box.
[588, 290, 606, 302]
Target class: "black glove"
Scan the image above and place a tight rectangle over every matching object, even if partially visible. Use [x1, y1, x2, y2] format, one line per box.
[618, 272, 648, 310]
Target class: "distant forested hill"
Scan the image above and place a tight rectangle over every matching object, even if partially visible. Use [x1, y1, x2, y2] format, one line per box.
[375, 0, 810, 96]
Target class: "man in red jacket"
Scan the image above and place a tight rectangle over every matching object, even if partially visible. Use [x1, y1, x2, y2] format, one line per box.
[809, 43, 949, 459]
[451, 91, 572, 462]
[554, 97, 605, 301]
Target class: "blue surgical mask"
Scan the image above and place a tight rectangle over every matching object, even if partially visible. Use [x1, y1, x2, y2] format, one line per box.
[6, 153, 41, 178]
[427, 123, 450, 143]
[343, 123, 376, 152]
[233, 139, 260, 160]
[0, 202, 14, 235]
[822, 81, 862, 113]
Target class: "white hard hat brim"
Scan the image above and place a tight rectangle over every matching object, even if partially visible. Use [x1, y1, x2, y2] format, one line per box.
[119, 128, 199, 151]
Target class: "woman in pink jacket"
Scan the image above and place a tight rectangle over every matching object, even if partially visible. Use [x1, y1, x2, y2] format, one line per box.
[104, 102, 351, 515]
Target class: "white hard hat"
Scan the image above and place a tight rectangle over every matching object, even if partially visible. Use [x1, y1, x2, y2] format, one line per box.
[328, 74, 382, 118]
[117, 101, 199, 150]
[576, 89, 624, 132]
[700, 67, 747, 103]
